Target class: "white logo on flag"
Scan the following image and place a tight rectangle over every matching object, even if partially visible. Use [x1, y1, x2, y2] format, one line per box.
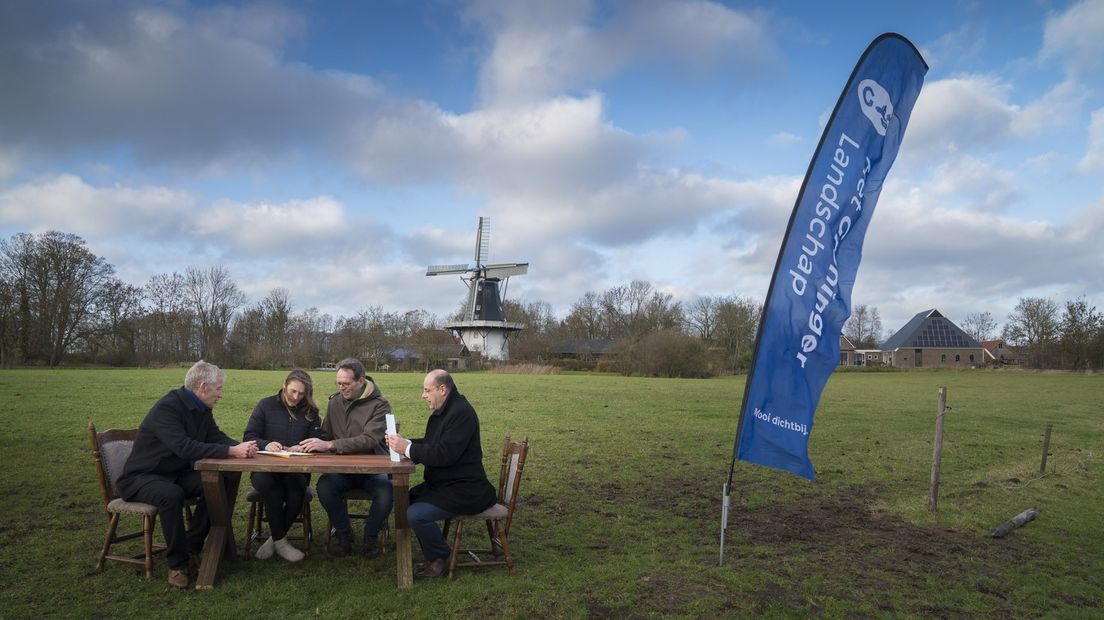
[857, 79, 892, 136]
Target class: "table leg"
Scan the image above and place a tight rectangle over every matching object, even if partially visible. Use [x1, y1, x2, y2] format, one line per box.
[392, 473, 413, 589]
[195, 470, 240, 589]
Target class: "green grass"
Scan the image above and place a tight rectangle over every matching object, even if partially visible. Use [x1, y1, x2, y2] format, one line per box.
[0, 368, 1101, 618]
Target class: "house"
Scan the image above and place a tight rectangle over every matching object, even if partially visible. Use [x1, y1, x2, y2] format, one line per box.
[555, 339, 615, 360]
[880, 309, 986, 369]
[839, 335, 858, 366]
[980, 339, 1022, 366]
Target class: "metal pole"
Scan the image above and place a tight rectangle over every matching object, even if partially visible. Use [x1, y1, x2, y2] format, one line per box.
[719, 482, 730, 565]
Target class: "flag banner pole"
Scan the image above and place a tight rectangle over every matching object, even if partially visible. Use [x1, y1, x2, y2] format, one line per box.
[726, 32, 927, 484]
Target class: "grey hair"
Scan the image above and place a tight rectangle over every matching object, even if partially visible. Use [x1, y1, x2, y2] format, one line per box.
[185, 360, 225, 390]
[336, 357, 365, 380]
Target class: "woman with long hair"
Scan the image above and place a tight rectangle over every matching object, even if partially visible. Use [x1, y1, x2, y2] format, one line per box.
[243, 368, 322, 561]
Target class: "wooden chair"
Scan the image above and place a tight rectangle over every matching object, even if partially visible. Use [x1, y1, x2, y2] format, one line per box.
[243, 486, 314, 559]
[89, 421, 192, 580]
[442, 434, 529, 580]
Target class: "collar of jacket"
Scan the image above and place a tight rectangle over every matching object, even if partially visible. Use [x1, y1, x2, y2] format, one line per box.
[181, 386, 210, 413]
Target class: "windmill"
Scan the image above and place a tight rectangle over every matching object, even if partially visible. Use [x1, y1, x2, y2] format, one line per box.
[426, 217, 529, 362]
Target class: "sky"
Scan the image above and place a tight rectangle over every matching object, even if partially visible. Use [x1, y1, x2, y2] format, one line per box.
[2, 0, 1103, 337]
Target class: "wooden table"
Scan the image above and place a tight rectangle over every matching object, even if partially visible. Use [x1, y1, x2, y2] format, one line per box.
[193, 454, 416, 589]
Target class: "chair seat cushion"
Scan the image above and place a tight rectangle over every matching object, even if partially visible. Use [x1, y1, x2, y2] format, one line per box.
[107, 498, 159, 515]
[247, 486, 314, 502]
[456, 503, 508, 520]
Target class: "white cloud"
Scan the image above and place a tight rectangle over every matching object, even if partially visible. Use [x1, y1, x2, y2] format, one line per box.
[768, 132, 802, 147]
[1012, 79, 1087, 136]
[849, 178, 1104, 329]
[196, 197, 349, 251]
[927, 156, 1020, 212]
[0, 173, 194, 236]
[1080, 108, 1104, 172]
[1040, 0, 1104, 78]
[905, 76, 1017, 154]
[469, 0, 777, 104]
[0, 147, 17, 181]
[0, 3, 378, 172]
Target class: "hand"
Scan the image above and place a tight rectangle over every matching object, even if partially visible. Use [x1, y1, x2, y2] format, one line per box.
[265, 441, 284, 451]
[286, 444, 303, 453]
[386, 433, 409, 454]
[230, 440, 257, 459]
[298, 437, 333, 453]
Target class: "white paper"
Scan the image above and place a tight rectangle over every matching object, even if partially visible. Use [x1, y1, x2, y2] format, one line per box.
[385, 413, 400, 462]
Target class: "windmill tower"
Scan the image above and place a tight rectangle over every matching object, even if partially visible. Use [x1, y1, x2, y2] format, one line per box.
[426, 217, 528, 362]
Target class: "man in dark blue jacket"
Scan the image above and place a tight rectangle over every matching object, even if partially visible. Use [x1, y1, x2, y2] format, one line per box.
[386, 369, 496, 578]
[118, 360, 257, 588]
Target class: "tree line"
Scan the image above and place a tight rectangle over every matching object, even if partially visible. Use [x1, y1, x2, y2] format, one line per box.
[3, 231, 1100, 374]
[0, 231, 761, 376]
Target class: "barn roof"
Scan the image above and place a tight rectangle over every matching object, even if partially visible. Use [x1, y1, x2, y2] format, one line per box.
[881, 309, 981, 350]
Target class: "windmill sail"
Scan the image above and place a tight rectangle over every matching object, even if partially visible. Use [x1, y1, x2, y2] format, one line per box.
[425, 217, 529, 361]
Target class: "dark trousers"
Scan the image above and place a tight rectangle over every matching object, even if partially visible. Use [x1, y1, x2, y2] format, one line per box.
[316, 473, 393, 536]
[407, 501, 455, 561]
[120, 470, 209, 570]
[250, 472, 309, 540]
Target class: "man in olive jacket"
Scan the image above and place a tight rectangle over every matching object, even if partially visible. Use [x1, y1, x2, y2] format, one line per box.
[117, 360, 257, 588]
[387, 369, 496, 578]
[300, 357, 393, 557]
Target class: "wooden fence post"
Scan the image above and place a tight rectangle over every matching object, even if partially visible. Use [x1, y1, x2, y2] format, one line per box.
[929, 386, 947, 512]
[1040, 423, 1053, 474]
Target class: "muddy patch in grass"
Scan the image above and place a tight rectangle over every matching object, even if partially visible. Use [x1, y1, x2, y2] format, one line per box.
[631, 483, 1035, 617]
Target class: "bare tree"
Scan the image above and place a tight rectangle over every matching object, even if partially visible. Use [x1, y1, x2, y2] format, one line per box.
[0, 278, 17, 367]
[684, 296, 719, 341]
[185, 266, 245, 361]
[93, 278, 143, 363]
[502, 299, 557, 361]
[562, 291, 605, 340]
[0, 231, 115, 366]
[843, 304, 882, 348]
[1002, 297, 1059, 369]
[714, 296, 761, 372]
[1058, 296, 1101, 371]
[961, 311, 997, 343]
[288, 307, 332, 367]
[139, 272, 194, 363]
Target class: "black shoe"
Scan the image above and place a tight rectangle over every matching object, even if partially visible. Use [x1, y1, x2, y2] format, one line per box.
[415, 557, 448, 579]
[363, 534, 380, 559]
[333, 528, 354, 557]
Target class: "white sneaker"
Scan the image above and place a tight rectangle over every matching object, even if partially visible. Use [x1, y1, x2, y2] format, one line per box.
[255, 536, 275, 560]
[274, 537, 305, 562]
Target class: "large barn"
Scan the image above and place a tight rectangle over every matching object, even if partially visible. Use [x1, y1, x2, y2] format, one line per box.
[879, 309, 986, 369]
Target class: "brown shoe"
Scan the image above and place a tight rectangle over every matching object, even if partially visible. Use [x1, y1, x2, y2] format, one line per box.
[167, 568, 188, 589]
[415, 557, 448, 579]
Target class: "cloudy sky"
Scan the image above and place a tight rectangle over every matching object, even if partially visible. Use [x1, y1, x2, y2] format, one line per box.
[2, 0, 1103, 335]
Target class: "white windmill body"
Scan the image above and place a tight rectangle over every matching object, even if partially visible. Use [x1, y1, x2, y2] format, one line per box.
[426, 217, 528, 362]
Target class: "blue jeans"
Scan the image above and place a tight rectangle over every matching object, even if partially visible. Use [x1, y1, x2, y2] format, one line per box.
[407, 501, 455, 561]
[316, 473, 393, 536]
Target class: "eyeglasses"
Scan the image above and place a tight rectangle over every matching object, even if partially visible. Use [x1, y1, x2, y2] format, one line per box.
[336, 381, 355, 388]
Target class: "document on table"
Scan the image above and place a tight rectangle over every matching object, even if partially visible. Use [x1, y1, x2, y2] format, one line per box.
[257, 450, 315, 458]
[385, 413, 400, 462]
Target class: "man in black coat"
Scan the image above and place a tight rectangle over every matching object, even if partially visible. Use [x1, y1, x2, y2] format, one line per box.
[117, 361, 257, 588]
[387, 369, 496, 579]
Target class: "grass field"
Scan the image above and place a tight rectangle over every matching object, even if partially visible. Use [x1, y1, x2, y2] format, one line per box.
[0, 368, 1101, 618]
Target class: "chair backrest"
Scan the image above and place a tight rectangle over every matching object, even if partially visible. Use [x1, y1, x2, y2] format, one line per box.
[88, 422, 138, 508]
[495, 434, 529, 536]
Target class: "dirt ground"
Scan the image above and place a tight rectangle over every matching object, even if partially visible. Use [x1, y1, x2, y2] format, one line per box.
[584, 479, 1039, 618]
